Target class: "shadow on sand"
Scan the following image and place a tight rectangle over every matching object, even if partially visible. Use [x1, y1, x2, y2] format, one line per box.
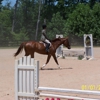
[40, 67, 73, 70]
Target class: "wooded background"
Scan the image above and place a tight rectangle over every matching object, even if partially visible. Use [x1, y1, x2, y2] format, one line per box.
[0, 0, 100, 46]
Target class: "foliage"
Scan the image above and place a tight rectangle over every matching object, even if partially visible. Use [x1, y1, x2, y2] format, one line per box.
[64, 3, 100, 41]
[14, 0, 39, 40]
[92, 3, 100, 40]
[0, 9, 12, 41]
[0, 0, 3, 11]
[0, 0, 100, 46]
[47, 12, 65, 39]
[78, 55, 84, 60]
[11, 30, 29, 41]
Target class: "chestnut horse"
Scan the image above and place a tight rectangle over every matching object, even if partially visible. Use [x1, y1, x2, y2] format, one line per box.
[14, 37, 71, 69]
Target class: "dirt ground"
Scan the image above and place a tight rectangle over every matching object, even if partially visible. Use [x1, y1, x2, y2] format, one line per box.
[0, 47, 100, 100]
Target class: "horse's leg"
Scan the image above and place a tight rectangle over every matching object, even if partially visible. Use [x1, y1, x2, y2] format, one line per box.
[25, 51, 29, 57]
[25, 54, 29, 56]
[41, 55, 51, 69]
[52, 54, 60, 68]
[31, 53, 34, 58]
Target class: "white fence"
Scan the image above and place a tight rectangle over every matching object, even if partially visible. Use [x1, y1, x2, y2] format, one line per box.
[15, 56, 100, 100]
[15, 56, 39, 100]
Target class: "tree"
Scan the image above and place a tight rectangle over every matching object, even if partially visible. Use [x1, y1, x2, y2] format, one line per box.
[12, 0, 19, 32]
[64, 3, 93, 37]
[92, 3, 100, 40]
[64, 2, 100, 44]
[89, 0, 96, 8]
[47, 12, 65, 39]
[41, 0, 56, 22]
[0, 9, 12, 41]
[0, 0, 3, 11]
[11, 28, 29, 41]
[12, 0, 39, 40]
[35, 0, 41, 40]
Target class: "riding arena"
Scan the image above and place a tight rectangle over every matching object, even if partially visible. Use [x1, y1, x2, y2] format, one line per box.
[0, 36, 100, 100]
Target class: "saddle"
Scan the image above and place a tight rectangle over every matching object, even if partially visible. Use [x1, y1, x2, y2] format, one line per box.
[39, 41, 50, 52]
[39, 41, 46, 47]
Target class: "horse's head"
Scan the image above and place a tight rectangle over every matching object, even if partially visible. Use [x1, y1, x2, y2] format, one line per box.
[51, 37, 71, 49]
[63, 37, 71, 49]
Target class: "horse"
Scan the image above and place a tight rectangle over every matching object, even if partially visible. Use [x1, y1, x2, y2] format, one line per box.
[14, 37, 71, 69]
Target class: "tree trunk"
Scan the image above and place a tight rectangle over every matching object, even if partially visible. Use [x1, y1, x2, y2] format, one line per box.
[12, 0, 18, 32]
[35, 0, 41, 40]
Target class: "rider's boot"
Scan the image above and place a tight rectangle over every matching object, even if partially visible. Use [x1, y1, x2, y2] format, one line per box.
[46, 43, 50, 52]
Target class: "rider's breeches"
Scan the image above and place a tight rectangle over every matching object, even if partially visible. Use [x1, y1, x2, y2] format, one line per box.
[45, 39, 51, 46]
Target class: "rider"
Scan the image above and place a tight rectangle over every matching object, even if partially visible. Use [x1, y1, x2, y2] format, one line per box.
[40, 24, 51, 52]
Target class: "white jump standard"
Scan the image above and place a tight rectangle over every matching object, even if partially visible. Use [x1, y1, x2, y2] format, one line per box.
[83, 34, 94, 60]
[15, 56, 39, 100]
[56, 35, 63, 58]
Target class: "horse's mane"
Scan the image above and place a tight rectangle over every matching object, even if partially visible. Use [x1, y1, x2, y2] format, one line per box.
[51, 38, 61, 42]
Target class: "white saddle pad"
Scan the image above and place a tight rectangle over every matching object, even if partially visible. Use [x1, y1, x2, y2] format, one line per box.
[39, 41, 46, 47]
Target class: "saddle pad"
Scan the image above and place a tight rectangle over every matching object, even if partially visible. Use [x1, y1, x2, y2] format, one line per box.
[39, 41, 46, 47]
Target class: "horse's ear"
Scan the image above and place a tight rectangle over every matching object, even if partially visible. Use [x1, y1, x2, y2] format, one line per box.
[58, 36, 61, 38]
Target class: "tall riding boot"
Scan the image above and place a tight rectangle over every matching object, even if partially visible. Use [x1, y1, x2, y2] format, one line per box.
[46, 43, 50, 52]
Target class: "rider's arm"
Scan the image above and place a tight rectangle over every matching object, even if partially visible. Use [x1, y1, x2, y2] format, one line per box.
[43, 33, 51, 42]
[43, 33, 49, 40]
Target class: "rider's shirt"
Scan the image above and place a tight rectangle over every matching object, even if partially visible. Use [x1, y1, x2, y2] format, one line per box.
[41, 29, 46, 41]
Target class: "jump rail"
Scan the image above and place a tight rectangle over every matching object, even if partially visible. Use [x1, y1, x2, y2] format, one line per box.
[39, 87, 100, 100]
[15, 56, 100, 100]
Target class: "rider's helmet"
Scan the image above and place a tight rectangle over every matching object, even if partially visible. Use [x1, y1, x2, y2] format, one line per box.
[42, 24, 47, 29]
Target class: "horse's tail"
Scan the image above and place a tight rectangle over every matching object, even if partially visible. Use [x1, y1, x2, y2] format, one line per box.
[14, 42, 25, 57]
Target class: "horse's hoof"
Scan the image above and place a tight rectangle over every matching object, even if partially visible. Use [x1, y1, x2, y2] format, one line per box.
[42, 64, 46, 67]
[40, 67, 43, 70]
[59, 67, 61, 69]
[57, 65, 61, 69]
